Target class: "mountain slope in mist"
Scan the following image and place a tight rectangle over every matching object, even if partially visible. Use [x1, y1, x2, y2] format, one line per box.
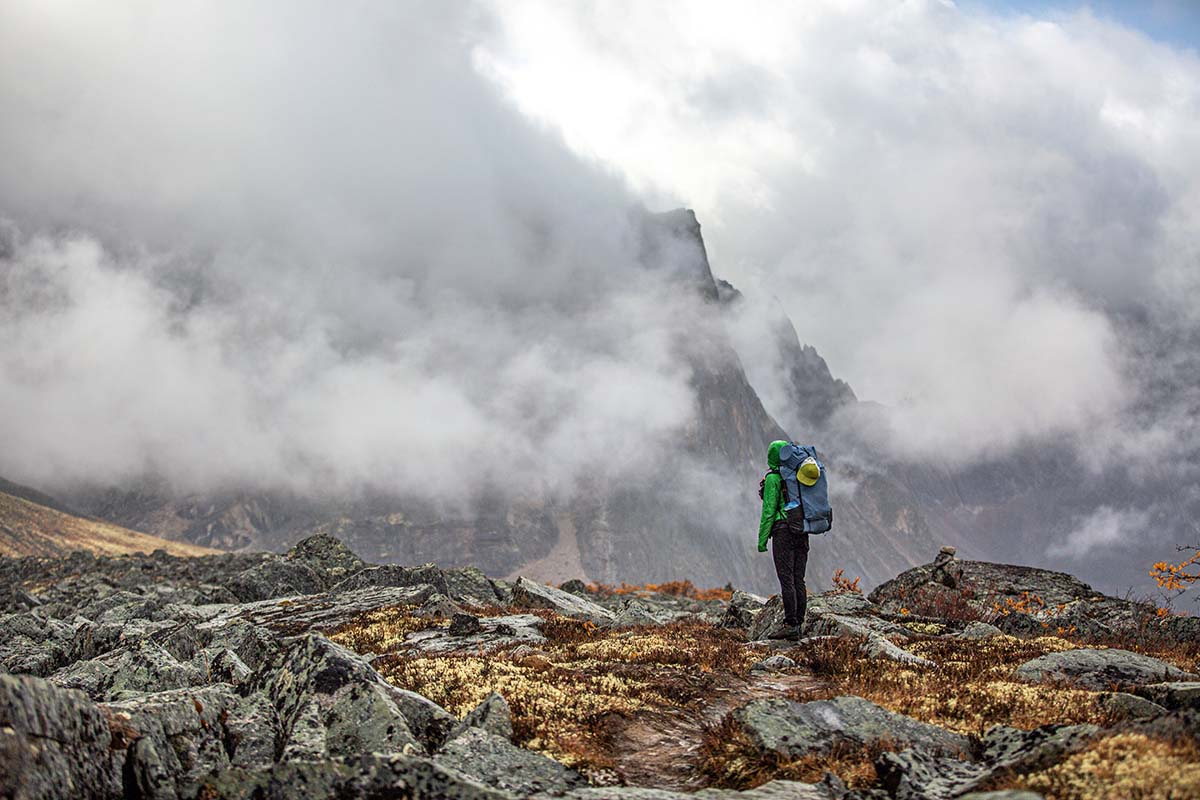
[72, 211, 940, 593]
[0, 479, 216, 559]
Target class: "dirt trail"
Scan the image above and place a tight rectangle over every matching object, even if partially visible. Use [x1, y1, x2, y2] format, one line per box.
[604, 671, 818, 790]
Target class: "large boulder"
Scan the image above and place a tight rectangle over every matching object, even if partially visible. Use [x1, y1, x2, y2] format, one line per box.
[730, 696, 968, 760]
[510, 577, 614, 625]
[107, 683, 277, 798]
[253, 634, 443, 757]
[0, 674, 122, 799]
[1014, 648, 1197, 690]
[286, 534, 367, 585]
[224, 558, 326, 602]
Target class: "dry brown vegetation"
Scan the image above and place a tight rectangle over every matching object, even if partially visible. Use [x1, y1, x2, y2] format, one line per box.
[1004, 733, 1200, 800]
[332, 605, 756, 773]
[331, 596, 1200, 790]
[0, 490, 216, 558]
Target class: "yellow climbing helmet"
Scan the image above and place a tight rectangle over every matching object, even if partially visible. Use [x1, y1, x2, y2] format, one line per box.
[797, 456, 821, 487]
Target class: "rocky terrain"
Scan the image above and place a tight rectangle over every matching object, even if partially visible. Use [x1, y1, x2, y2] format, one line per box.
[2, 536, 1198, 800]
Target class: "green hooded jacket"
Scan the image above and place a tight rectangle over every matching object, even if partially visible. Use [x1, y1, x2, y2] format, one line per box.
[757, 439, 789, 552]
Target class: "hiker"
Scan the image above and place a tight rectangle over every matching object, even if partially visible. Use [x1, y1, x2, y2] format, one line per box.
[757, 439, 825, 640]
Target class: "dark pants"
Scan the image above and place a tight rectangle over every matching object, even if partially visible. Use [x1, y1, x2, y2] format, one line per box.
[771, 519, 809, 627]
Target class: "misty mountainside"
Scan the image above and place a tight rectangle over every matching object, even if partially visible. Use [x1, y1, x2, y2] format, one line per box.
[68, 210, 940, 593]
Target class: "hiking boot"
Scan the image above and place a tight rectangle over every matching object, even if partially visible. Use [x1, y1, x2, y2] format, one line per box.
[768, 624, 800, 641]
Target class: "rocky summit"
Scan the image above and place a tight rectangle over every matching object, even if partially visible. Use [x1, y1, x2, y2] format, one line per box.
[2, 538, 1198, 800]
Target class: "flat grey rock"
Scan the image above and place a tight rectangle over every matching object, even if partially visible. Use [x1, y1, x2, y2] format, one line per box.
[732, 695, 968, 760]
[404, 614, 546, 653]
[511, 577, 614, 624]
[1097, 691, 1166, 720]
[1014, 648, 1197, 690]
[751, 654, 797, 672]
[958, 621, 1004, 639]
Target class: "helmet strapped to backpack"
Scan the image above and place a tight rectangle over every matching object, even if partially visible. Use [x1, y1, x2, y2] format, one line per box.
[777, 443, 834, 534]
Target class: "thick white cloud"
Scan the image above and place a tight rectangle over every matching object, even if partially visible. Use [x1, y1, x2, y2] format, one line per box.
[0, 1, 706, 497]
[476, 0, 1200, 462]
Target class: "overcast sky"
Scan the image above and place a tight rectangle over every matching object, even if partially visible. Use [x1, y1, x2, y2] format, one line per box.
[1, 0, 1198, 509]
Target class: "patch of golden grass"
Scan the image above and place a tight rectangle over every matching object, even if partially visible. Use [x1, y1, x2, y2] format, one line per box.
[569, 624, 759, 674]
[787, 634, 1108, 735]
[1006, 733, 1200, 800]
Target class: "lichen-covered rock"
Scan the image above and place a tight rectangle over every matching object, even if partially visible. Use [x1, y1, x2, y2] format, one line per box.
[435, 727, 587, 796]
[1136, 681, 1200, 711]
[511, 577, 614, 624]
[0, 674, 122, 799]
[958, 621, 1004, 639]
[747, 595, 787, 641]
[611, 597, 676, 628]
[731, 696, 968, 760]
[330, 563, 450, 596]
[108, 683, 277, 798]
[1014, 648, 1196, 690]
[721, 590, 765, 629]
[404, 614, 546, 653]
[449, 613, 483, 637]
[191, 754, 517, 800]
[1096, 691, 1166, 720]
[444, 567, 503, 606]
[808, 591, 876, 617]
[0, 612, 75, 676]
[750, 654, 796, 672]
[450, 692, 514, 741]
[286, 534, 367, 585]
[254, 634, 423, 757]
[224, 558, 325, 602]
[876, 723, 1098, 800]
[51, 639, 205, 700]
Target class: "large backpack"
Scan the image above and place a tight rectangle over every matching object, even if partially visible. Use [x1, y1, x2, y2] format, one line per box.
[777, 443, 833, 534]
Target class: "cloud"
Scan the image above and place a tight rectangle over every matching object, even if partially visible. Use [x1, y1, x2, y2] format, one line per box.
[0, 2, 712, 500]
[1046, 505, 1152, 559]
[475, 0, 1200, 464]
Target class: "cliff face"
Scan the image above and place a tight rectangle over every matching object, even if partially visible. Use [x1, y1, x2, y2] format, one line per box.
[70, 210, 939, 594]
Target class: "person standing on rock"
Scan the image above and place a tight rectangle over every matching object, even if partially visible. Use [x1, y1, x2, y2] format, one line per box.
[757, 439, 810, 640]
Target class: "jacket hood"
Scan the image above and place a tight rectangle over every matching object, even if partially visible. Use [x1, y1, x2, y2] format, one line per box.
[767, 439, 788, 469]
